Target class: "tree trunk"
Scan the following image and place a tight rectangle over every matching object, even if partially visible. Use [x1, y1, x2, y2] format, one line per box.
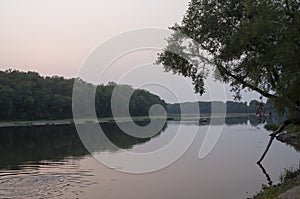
[257, 119, 293, 164]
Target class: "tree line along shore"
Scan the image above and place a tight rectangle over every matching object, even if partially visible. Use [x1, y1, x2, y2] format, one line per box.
[0, 70, 271, 124]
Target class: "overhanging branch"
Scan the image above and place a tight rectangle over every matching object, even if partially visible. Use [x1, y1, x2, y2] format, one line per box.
[185, 49, 279, 99]
[257, 120, 292, 164]
[257, 119, 300, 164]
[217, 64, 278, 99]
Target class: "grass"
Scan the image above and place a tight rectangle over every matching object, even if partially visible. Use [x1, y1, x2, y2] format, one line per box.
[253, 124, 300, 198]
[287, 125, 300, 134]
[253, 165, 300, 199]
[264, 124, 300, 151]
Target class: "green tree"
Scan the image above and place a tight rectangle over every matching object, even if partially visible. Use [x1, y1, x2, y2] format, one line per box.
[0, 70, 166, 121]
[157, 0, 300, 162]
[0, 86, 14, 118]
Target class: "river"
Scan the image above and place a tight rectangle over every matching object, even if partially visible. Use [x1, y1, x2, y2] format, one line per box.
[0, 116, 299, 199]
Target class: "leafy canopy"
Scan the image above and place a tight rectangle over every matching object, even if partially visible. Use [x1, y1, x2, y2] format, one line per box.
[0, 70, 166, 120]
[157, 0, 300, 118]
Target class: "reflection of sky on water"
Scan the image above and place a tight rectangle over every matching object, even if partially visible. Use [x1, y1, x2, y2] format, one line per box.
[0, 119, 299, 199]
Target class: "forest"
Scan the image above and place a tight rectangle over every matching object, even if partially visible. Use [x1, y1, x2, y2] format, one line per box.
[0, 70, 167, 120]
[167, 100, 272, 115]
[0, 70, 270, 121]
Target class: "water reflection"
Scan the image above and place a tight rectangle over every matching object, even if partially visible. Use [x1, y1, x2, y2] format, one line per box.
[0, 116, 284, 170]
[257, 163, 273, 186]
[0, 121, 167, 198]
[0, 121, 166, 170]
[0, 125, 85, 170]
[0, 158, 99, 199]
[176, 115, 272, 127]
[0, 116, 299, 199]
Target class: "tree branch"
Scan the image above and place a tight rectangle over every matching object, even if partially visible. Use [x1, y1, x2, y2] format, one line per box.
[217, 64, 278, 99]
[257, 119, 294, 164]
[294, 104, 300, 112]
[185, 48, 280, 99]
[186, 50, 279, 99]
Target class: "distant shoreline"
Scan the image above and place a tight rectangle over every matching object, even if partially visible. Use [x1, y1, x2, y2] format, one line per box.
[0, 113, 256, 128]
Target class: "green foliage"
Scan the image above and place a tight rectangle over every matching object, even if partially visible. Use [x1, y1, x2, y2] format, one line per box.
[253, 184, 282, 199]
[287, 124, 300, 133]
[167, 100, 260, 114]
[0, 86, 14, 117]
[265, 124, 300, 132]
[281, 166, 300, 183]
[253, 165, 300, 199]
[264, 124, 279, 131]
[157, 0, 300, 119]
[0, 70, 166, 121]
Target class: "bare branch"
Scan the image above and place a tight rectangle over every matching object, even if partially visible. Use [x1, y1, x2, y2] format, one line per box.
[257, 119, 294, 164]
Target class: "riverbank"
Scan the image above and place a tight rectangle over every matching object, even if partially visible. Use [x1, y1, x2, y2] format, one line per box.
[252, 166, 300, 199]
[0, 116, 179, 128]
[0, 113, 255, 128]
[253, 125, 300, 199]
[276, 125, 300, 152]
[0, 117, 149, 128]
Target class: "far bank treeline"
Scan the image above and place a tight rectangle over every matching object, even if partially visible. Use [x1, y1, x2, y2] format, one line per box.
[0, 70, 166, 120]
[167, 100, 272, 115]
[0, 70, 267, 121]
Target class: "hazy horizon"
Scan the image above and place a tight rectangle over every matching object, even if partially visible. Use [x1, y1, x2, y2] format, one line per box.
[0, 0, 260, 103]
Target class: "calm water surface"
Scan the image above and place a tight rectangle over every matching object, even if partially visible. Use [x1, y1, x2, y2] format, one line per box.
[0, 117, 299, 199]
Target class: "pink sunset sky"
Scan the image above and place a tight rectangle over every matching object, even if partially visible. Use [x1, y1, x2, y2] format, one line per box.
[0, 0, 188, 76]
[0, 0, 259, 103]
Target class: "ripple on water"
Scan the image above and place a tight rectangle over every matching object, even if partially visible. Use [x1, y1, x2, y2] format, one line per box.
[0, 158, 99, 199]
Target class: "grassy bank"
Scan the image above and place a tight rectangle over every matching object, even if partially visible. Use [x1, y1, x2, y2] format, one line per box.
[264, 124, 300, 151]
[252, 125, 300, 198]
[253, 166, 300, 199]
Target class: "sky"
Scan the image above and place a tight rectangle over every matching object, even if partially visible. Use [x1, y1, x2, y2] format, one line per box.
[0, 0, 259, 103]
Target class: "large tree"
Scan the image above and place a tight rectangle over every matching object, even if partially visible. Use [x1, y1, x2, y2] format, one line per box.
[157, 0, 300, 162]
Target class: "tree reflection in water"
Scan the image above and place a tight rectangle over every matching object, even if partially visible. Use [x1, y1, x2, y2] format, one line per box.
[0, 121, 166, 170]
